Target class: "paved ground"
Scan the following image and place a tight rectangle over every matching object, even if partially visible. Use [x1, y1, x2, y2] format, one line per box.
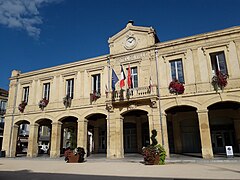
[0, 156, 240, 180]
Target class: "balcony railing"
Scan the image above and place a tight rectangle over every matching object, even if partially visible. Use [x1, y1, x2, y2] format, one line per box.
[109, 85, 158, 102]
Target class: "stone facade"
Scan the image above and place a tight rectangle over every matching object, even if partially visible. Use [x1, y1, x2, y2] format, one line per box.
[2, 22, 240, 159]
[0, 88, 8, 151]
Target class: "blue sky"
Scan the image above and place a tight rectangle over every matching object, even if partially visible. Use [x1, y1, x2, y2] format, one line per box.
[1, 0, 240, 90]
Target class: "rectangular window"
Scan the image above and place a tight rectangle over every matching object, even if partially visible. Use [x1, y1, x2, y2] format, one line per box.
[66, 79, 74, 99]
[131, 67, 138, 88]
[170, 59, 184, 83]
[0, 117, 4, 123]
[210, 51, 228, 75]
[92, 74, 101, 93]
[43, 83, 50, 100]
[0, 101, 6, 110]
[22, 86, 29, 103]
[126, 66, 138, 88]
[0, 101, 7, 114]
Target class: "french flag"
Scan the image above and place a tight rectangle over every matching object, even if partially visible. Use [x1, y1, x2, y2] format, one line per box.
[120, 65, 126, 89]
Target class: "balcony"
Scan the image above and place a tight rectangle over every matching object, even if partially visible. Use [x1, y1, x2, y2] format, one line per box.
[107, 85, 158, 103]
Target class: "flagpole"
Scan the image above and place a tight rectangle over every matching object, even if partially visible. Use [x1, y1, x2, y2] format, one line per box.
[107, 56, 110, 158]
[155, 49, 165, 147]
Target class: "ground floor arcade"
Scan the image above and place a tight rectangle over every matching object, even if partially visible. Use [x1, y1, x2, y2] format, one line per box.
[2, 100, 240, 159]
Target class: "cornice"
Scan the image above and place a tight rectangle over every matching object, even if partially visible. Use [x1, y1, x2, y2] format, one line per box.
[155, 26, 240, 49]
[10, 54, 109, 80]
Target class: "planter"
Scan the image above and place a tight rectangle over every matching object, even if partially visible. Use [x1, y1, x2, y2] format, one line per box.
[64, 147, 85, 163]
[145, 154, 160, 165]
[168, 79, 185, 95]
[38, 98, 49, 110]
[212, 71, 228, 91]
[18, 101, 27, 113]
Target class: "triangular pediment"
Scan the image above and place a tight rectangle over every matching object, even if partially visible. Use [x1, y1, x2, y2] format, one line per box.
[108, 21, 159, 54]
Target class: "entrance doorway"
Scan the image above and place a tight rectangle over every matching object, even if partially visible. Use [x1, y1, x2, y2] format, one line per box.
[208, 101, 240, 154]
[86, 113, 107, 156]
[122, 110, 149, 154]
[124, 123, 137, 153]
[211, 130, 235, 153]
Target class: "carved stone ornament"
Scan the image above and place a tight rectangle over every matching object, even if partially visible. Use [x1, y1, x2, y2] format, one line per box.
[106, 103, 113, 111]
[150, 99, 157, 108]
[128, 104, 136, 110]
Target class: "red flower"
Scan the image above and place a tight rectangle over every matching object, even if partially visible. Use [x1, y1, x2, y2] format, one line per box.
[212, 71, 228, 90]
[169, 79, 185, 94]
[18, 101, 27, 113]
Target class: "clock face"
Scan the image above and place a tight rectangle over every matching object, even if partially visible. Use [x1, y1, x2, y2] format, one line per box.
[125, 37, 136, 49]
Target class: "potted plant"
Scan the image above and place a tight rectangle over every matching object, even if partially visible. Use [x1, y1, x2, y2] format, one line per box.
[90, 91, 101, 103]
[212, 71, 228, 91]
[64, 147, 85, 163]
[142, 129, 166, 165]
[168, 79, 185, 95]
[18, 101, 27, 113]
[38, 98, 49, 110]
[63, 94, 72, 108]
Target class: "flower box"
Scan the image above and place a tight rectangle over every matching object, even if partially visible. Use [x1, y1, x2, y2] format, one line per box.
[63, 95, 72, 108]
[38, 98, 49, 110]
[18, 101, 27, 113]
[212, 71, 228, 91]
[169, 79, 185, 95]
[90, 91, 101, 102]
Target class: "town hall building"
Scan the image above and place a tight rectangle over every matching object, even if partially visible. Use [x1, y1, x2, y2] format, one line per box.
[2, 21, 240, 159]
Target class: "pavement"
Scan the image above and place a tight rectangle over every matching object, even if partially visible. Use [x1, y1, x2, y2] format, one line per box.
[0, 155, 240, 180]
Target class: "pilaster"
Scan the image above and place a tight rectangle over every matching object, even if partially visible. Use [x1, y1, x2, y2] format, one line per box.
[162, 112, 169, 157]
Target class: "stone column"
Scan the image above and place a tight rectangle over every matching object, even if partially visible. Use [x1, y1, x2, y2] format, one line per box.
[172, 114, 182, 153]
[93, 127, 99, 153]
[136, 117, 142, 152]
[77, 118, 88, 152]
[197, 109, 213, 159]
[107, 111, 115, 158]
[9, 124, 19, 157]
[50, 122, 62, 158]
[162, 112, 170, 157]
[115, 115, 124, 158]
[27, 123, 39, 157]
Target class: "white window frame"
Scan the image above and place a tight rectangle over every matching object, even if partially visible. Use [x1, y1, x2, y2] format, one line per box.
[43, 83, 50, 100]
[210, 51, 228, 76]
[22, 86, 29, 103]
[170, 59, 185, 83]
[66, 78, 74, 99]
[92, 74, 101, 93]
[130, 67, 138, 88]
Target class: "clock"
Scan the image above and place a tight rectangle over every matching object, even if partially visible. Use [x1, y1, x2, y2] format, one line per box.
[125, 37, 137, 49]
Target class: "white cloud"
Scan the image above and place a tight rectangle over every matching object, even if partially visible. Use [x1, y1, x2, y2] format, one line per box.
[0, 0, 62, 39]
